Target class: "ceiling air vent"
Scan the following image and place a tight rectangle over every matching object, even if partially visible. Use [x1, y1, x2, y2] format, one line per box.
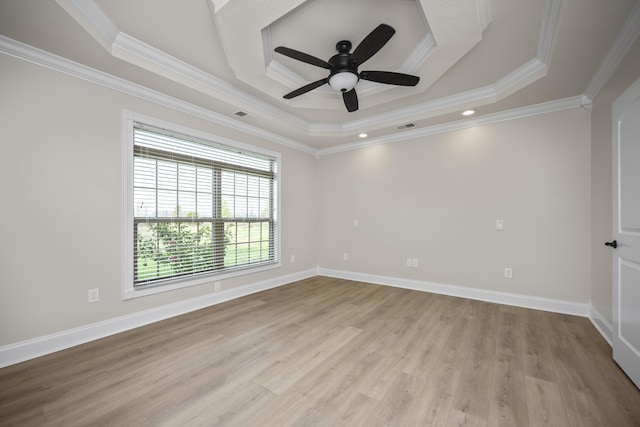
[397, 123, 416, 130]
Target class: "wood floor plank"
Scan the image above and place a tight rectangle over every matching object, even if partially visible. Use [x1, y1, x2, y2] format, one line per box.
[416, 301, 478, 425]
[364, 372, 427, 426]
[1, 277, 640, 426]
[549, 314, 640, 427]
[259, 325, 362, 395]
[487, 308, 530, 427]
[525, 376, 571, 426]
[445, 301, 499, 427]
[522, 310, 556, 381]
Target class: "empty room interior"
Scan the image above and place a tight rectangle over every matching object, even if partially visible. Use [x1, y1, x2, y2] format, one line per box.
[1, 0, 640, 425]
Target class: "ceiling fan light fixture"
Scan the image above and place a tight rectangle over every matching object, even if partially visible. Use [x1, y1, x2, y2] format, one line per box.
[275, 24, 419, 112]
[329, 72, 359, 92]
[462, 109, 476, 116]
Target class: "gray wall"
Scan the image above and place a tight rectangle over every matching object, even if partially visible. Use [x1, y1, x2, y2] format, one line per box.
[0, 54, 318, 346]
[317, 108, 591, 303]
[2, 36, 639, 350]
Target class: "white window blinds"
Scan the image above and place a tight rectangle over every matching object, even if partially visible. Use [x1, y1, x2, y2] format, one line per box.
[132, 123, 277, 287]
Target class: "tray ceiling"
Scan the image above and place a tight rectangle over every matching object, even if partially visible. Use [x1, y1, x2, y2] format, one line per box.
[0, 0, 638, 151]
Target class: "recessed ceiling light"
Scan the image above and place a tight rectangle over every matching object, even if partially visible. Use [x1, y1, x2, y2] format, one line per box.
[462, 109, 476, 116]
[359, 133, 368, 138]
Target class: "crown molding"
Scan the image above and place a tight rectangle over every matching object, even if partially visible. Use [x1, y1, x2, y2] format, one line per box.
[337, 86, 497, 135]
[476, 0, 493, 30]
[334, 0, 563, 137]
[2, 27, 579, 158]
[337, 57, 549, 136]
[316, 96, 584, 156]
[56, 0, 310, 133]
[55, 0, 118, 51]
[537, 0, 564, 64]
[583, 0, 640, 101]
[229, 0, 478, 107]
[113, 31, 309, 129]
[401, 34, 436, 72]
[494, 58, 547, 97]
[54, 0, 570, 139]
[0, 30, 597, 159]
[55, 0, 511, 134]
[0, 35, 316, 155]
[7, 0, 635, 152]
[580, 95, 593, 112]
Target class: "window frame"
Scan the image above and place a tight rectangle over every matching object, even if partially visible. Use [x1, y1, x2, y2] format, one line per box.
[123, 111, 281, 299]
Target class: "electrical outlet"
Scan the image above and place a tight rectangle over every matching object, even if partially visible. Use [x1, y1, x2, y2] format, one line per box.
[353, 219, 359, 227]
[504, 268, 513, 278]
[412, 259, 418, 268]
[343, 253, 349, 261]
[406, 258, 412, 267]
[88, 288, 99, 303]
[290, 254, 296, 263]
[214, 282, 221, 292]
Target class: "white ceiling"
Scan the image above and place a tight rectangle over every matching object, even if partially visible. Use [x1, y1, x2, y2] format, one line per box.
[0, 0, 639, 152]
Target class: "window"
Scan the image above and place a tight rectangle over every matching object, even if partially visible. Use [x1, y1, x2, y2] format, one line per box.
[124, 113, 279, 298]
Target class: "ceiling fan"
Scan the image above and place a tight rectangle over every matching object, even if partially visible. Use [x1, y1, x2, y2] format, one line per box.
[274, 24, 420, 112]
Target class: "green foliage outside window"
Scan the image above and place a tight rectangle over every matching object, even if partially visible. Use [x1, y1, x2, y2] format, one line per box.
[135, 206, 235, 282]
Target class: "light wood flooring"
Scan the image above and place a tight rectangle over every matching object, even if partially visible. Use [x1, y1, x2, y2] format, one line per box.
[1, 276, 639, 426]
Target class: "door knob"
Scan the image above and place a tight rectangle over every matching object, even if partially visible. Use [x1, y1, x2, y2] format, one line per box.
[604, 240, 617, 249]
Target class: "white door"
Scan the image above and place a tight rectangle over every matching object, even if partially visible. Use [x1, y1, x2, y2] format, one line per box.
[612, 75, 640, 389]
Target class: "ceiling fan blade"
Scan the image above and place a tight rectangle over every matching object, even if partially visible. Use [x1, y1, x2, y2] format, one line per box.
[283, 78, 329, 99]
[274, 47, 332, 69]
[352, 24, 396, 65]
[360, 70, 419, 86]
[343, 88, 359, 112]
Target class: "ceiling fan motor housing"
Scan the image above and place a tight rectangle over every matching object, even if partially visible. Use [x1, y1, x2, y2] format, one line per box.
[328, 40, 359, 92]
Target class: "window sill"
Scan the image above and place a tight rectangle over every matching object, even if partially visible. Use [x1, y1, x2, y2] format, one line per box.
[123, 261, 281, 300]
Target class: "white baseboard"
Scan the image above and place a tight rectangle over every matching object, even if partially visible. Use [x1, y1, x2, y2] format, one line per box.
[1, 267, 604, 368]
[589, 305, 613, 346]
[317, 268, 590, 317]
[0, 268, 317, 368]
